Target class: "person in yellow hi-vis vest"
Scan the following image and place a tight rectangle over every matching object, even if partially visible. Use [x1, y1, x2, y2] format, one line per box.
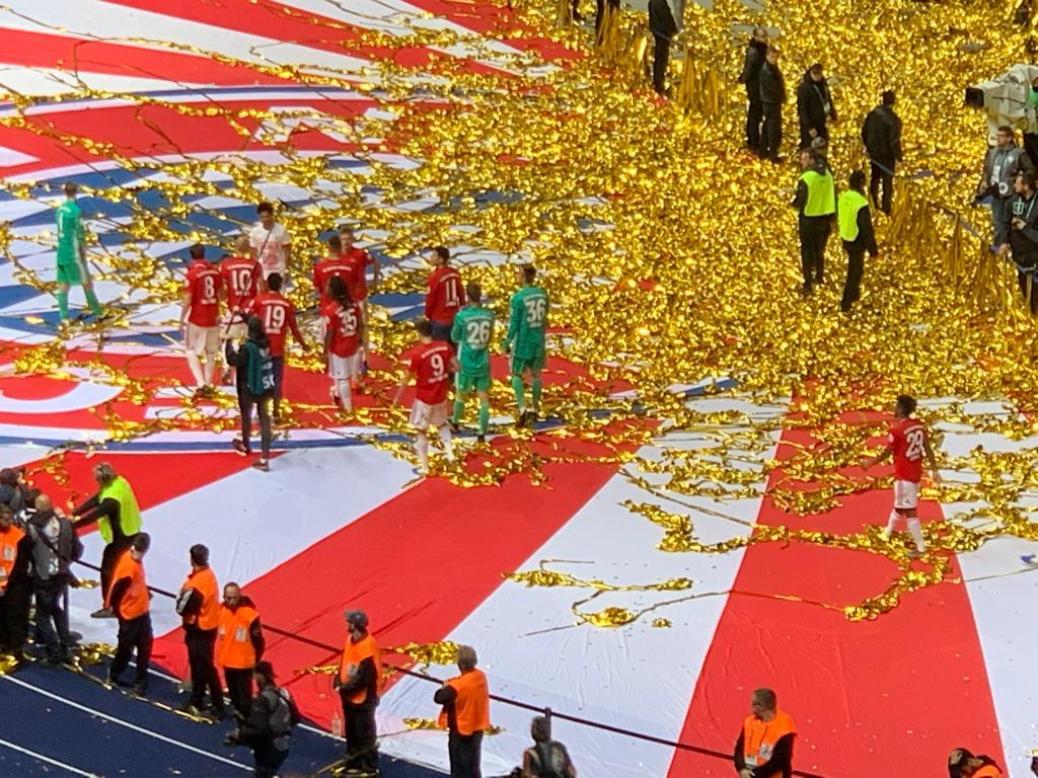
[791, 146, 836, 297]
[837, 170, 879, 312]
[72, 462, 142, 618]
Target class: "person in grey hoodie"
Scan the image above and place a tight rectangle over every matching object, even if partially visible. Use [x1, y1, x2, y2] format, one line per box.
[27, 494, 82, 664]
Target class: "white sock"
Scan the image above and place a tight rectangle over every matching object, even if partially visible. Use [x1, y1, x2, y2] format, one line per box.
[203, 353, 217, 386]
[336, 379, 352, 411]
[906, 518, 925, 552]
[882, 510, 900, 538]
[416, 433, 430, 472]
[438, 425, 454, 462]
[186, 353, 205, 387]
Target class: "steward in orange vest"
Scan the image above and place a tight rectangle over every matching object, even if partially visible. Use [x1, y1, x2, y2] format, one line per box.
[734, 688, 796, 778]
[106, 532, 152, 695]
[333, 609, 382, 774]
[435, 645, 491, 778]
[948, 747, 1003, 778]
[217, 582, 264, 718]
[0, 504, 32, 656]
[176, 543, 224, 718]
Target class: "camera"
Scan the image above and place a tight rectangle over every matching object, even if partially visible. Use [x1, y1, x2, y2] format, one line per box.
[965, 64, 1038, 144]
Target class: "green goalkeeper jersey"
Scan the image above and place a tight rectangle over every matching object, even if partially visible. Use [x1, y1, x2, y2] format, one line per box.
[55, 199, 85, 267]
[451, 304, 495, 376]
[506, 285, 548, 358]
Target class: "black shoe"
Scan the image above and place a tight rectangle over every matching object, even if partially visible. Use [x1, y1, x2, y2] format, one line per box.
[800, 283, 812, 297]
[516, 410, 529, 428]
[232, 438, 250, 457]
[448, 420, 461, 435]
[476, 434, 486, 444]
[110, 675, 132, 688]
[131, 681, 148, 696]
[528, 411, 540, 426]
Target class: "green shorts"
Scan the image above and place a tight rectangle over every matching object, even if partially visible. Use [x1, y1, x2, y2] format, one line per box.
[56, 260, 82, 285]
[456, 371, 491, 393]
[511, 351, 545, 375]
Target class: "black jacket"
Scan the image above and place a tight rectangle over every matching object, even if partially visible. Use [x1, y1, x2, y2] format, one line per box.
[796, 71, 836, 131]
[861, 105, 903, 163]
[734, 730, 794, 778]
[647, 0, 678, 40]
[1001, 190, 1038, 265]
[738, 39, 767, 99]
[758, 61, 786, 105]
[844, 201, 879, 255]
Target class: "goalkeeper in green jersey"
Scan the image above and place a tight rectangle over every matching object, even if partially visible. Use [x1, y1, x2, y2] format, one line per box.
[449, 281, 495, 443]
[55, 182, 103, 321]
[505, 265, 549, 428]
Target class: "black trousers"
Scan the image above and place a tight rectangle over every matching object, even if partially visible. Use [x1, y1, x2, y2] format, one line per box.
[746, 97, 763, 150]
[652, 34, 670, 94]
[271, 356, 284, 418]
[34, 577, 70, 661]
[224, 666, 254, 717]
[448, 730, 483, 778]
[341, 697, 378, 772]
[239, 391, 272, 459]
[0, 581, 31, 653]
[798, 216, 830, 288]
[869, 159, 895, 215]
[185, 626, 223, 711]
[110, 612, 152, 686]
[101, 537, 134, 600]
[841, 246, 866, 310]
[1018, 267, 1038, 313]
[594, 0, 618, 33]
[252, 740, 288, 778]
[760, 103, 782, 159]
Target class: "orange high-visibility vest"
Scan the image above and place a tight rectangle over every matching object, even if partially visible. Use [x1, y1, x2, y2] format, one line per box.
[974, 765, 1003, 778]
[742, 709, 796, 775]
[106, 549, 149, 620]
[437, 668, 491, 736]
[217, 603, 259, 670]
[0, 524, 24, 592]
[181, 567, 220, 631]
[338, 634, 382, 705]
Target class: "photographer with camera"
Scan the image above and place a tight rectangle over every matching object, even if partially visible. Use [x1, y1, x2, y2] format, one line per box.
[977, 126, 1034, 245]
[517, 716, 577, 778]
[27, 494, 83, 666]
[226, 660, 300, 777]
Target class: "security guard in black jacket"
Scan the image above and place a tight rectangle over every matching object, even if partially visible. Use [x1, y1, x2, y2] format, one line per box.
[997, 170, 1038, 313]
[737, 27, 768, 151]
[861, 90, 903, 215]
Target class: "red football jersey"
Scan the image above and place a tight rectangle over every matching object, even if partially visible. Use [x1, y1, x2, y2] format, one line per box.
[313, 256, 354, 307]
[888, 418, 927, 483]
[249, 291, 300, 358]
[342, 246, 372, 302]
[408, 341, 452, 405]
[220, 255, 260, 312]
[321, 300, 362, 358]
[184, 260, 222, 327]
[425, 266, 465, 325]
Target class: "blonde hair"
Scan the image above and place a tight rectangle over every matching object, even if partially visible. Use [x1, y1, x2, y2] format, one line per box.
[457, 645, 478, 671]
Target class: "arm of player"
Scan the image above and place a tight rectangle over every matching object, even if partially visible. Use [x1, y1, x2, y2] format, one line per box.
[923, 434, 942, 484]
[425, 275, 438, 320]
[392, 361, 411, 405]
[505, 296, 520, 353]
[180, 290, 192, 331]
[369, 252, 381, 294]
[862, 444, 892, 471]
[287, 307, 308, 352]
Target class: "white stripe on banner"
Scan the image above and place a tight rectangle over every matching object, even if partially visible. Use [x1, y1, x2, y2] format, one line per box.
[377, 397, 785, 777]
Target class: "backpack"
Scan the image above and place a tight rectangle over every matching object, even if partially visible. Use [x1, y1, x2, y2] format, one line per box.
[527, 742, 566, 778]
[262, 686, 298, 752]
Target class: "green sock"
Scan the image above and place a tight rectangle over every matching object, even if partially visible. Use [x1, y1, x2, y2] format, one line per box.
[477, 400, 490, 435]
[511, 375, 525, 411]
[84, 287, 102, 316]
[451, 398, 464, 426]
[531, 377, 542, 412]
[56, 291, 69, 321]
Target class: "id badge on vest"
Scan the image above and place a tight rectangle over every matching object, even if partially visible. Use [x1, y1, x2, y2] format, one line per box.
[1, 543, 13, 561]
[747, 743, 775, 766]
[235, 626, 247, 642]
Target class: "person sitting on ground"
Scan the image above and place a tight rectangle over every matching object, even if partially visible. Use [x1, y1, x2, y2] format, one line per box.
[522, 715, 577, 777]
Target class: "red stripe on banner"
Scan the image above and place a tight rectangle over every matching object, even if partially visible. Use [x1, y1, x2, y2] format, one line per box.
[0, 28, 289, 86]
[153, 433, 629, 726]
[666, 426, 1005, 777]
[102, 0, 492, 72]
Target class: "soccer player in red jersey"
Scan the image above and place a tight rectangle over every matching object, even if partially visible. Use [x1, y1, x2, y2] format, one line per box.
[424, 246, 465, 345]
[320, 277, 364, 412]
[394, 318, 456, 475]
[339, 226, 380, 372]
[220, 236, 262, 341]
[313, 234, 354, 309]
[180, 243, 223, 392]
[247, 273, 308, 421]
[864, 394, 941, 556]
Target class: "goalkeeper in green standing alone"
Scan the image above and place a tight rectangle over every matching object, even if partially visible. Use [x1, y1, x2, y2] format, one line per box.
[55, 181, 103, 321]
[450, 281, 495, 443]
[506, 264, 549, 428]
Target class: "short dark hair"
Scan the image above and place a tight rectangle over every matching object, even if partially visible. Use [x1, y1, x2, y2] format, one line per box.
[433, 246, 450, 263]
[998, 125, 1014, 136]
[257, 202, 274, 215]
[63, 181, 77, 196]
[328, 274, 352, 305]
[254, 660, 276, 684]
[531, 716, 551, 743]
[849, 170, 867, 191]
[882, 90, 896, 106]
[809, 63, 823, 75]
[1019, 170, 1037, 190]
[267, 272, 283, 292]
[132, 533, 151, 553]
[415, 318, 433, 337]
[895, 394, 917, 416]
[188, 243, 205, 260]
[466, 281, 481, 303]
[190, 543, 209, 566]
[753, 687, 777, 709]
[522, 265, 537, 284]
[328, 234, 342, 252]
